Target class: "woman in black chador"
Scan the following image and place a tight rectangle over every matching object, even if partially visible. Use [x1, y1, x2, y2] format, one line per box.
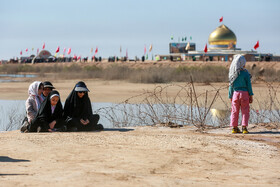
[30, 90, 66, 132]
[64, 81, 103, 131]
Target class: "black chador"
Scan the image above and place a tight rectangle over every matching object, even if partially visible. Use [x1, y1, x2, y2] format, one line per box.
[64, 81, 103, 131]
[29, 90, 65, 132]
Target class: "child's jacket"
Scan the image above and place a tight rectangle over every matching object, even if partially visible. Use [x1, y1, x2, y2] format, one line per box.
[229, 70, 253, 99]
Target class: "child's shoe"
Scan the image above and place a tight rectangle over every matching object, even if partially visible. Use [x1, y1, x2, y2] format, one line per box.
[242, 126, 249, 134]
[232, 127, 241, 134]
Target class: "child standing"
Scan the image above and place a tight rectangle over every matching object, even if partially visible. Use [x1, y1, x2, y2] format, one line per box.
[229, 55, 253, 134]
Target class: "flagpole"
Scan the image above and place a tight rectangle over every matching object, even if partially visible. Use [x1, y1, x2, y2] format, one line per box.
[120, 45, 122, 60]
[90, 47, 93, 62]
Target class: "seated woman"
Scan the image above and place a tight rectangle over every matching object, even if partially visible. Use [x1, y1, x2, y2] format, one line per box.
[41, 81, 55, 101]
[29, 90, 66, 132]
[21, 81, 44, 132]
[64, 81, 103, 131]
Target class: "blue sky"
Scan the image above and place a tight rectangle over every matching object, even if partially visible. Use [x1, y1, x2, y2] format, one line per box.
[0, 0, 279, 60]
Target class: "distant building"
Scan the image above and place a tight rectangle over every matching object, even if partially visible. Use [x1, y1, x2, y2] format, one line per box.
[157, 24, 276, 62]
[18, 50, 56, 63]
[169, 42, 196, 53]
[38, 50, 52, 58]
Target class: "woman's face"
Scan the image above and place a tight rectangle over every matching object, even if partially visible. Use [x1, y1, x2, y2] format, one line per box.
[38, 85, 44, 95]
[77, 91, 86, 98]
[50, 96, 59, 106]
[43, 87, 52, 97]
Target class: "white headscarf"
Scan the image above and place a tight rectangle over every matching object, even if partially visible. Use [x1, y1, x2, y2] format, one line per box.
[229, 54, 247, 86]
[28, 81, 42, 96]
[28, 81, 43, 110]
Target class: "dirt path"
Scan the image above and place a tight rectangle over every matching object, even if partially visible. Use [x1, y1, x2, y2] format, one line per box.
[0, 125, 279, 186]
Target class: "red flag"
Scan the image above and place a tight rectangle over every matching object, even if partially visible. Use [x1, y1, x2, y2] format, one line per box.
[95, 47, 98, 53]
[63, 48, 66, 54]
[219, 16, 223, 22]
[56, 46, 60, 53]
[20, 51, 22, 55]
[77, 56, 81, 60]
[73, 54, 77, 60]
[254, 40, 259, 50]
[37, 48, 39, 55]
[204, 44, 208, 53]
[144, 45, 146, 55]
[26, 48, 28, 52]
[67, 48, 71, 55]
[42, 43, 45, 49]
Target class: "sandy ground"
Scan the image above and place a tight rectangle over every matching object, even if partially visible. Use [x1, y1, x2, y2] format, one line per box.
[0, 79, 157, 103]
[1, 62, 280, 186]
[0, 125, 279, 187]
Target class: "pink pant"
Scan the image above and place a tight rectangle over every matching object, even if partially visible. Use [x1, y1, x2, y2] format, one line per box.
[230, 91, 250, 127]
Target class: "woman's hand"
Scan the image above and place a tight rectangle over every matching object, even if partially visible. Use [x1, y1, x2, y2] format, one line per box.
[49, 120, 56, 129]
[80, 119, 89, 125]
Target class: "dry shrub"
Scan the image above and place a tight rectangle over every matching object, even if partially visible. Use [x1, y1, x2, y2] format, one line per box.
[173, 66, 228, 83]
[97, 80, 280, 130]
[2, 63, 280, 84]
[262, 69, 280, 82]
[129, 67, 173, 83]
[0, 103, 26, 131]
[97, 80, 229, 131]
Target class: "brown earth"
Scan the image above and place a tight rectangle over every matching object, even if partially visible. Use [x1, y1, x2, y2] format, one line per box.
[0, 125, 279, 187]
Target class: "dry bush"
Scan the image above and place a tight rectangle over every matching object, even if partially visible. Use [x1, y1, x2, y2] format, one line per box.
[250, 82, 280, 128]
[2, 63, 280, 84]
[97, 79, 230, 131]
[262, 69, 280, 82]
[129, 67, 173, 83]
[97, 80, 280, 130]
[173, 66, 228, 83]
[0, 64, 228, 83]
[0, 104, 26, 131]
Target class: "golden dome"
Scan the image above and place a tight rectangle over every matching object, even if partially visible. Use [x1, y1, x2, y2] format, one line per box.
[208, 24, 237, 46]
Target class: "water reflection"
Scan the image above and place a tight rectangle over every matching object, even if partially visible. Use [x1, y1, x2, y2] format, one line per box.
[0, 74, 37, 78]
[0, 74, 37, 82]
[0, 80, 17, 83]
[210, 109, 230, 119]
